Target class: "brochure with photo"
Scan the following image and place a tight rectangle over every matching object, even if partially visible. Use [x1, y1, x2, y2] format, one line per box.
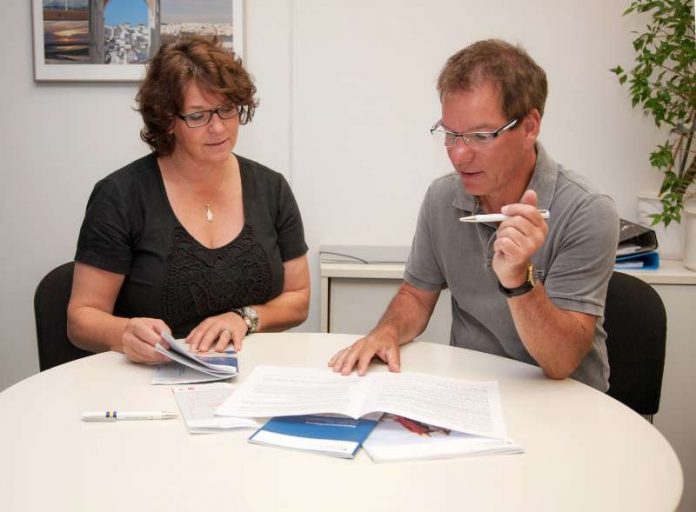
[363, 414, 523, 463]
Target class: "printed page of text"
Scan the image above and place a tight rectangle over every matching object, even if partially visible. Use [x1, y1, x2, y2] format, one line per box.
[216, 366, 372, 418]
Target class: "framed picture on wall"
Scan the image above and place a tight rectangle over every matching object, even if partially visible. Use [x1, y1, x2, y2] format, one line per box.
[31, 0, 244, 82]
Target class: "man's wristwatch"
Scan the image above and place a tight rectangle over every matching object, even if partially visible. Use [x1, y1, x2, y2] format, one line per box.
[497, 263, 537, 298]
[232, 306, 259, 334]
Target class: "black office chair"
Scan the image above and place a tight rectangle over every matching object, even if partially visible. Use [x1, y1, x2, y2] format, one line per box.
[34, 262, 93, 371]
[603, 271, 667, 421]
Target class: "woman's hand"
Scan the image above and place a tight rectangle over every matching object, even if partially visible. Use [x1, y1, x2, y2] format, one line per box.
[186, 311, 248, 352]
[121, 317, 173, 364]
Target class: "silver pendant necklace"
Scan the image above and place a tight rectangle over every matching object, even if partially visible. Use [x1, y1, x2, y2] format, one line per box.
[171, 160, 226, 223]
[205, 203, 215, 222]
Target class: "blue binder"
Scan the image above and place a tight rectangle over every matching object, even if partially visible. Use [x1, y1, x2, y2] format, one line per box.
[615, 250, 660, 270]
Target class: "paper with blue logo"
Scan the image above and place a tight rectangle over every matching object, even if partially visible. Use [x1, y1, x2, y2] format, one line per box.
[249, 413, 381, 458]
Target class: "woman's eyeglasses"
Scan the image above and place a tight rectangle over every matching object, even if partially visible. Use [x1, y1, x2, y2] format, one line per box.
[178, 104, 240, 128]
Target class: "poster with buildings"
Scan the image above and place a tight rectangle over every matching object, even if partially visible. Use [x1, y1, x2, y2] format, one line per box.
[34, 0, 240, 80]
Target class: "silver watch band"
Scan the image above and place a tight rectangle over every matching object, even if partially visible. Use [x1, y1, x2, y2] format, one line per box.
[232, 306, 259, 334]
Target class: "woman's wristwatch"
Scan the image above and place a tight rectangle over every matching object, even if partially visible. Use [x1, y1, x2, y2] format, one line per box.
[232, 306, 259, 334]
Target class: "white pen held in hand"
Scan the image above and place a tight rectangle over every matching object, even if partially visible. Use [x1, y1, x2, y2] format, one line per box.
[81, 411, 178, 422]
[459, 209, 550, 223]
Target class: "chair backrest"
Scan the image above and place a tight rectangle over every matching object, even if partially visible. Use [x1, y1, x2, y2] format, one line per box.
[603, 271, 667, 416]
[34, 262, 92, 371]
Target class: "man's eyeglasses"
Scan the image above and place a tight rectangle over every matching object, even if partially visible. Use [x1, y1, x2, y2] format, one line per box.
[177, 104, 240, 128]
[430, 117, 519, 148]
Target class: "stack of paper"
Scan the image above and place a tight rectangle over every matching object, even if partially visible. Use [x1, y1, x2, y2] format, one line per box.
[217, 365, 508, 438]
[152, 333, 238, 385]
[172, 383, 257, 434]
[218, 365, 522, 461]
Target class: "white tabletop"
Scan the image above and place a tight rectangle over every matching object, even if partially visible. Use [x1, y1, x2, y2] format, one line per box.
[0, 333, 683, 511]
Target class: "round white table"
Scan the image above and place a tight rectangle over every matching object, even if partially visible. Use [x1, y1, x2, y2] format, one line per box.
[0, 333, 682, 511]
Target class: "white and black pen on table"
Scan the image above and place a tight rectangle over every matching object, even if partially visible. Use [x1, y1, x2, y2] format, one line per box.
[81, 411, 178, 422]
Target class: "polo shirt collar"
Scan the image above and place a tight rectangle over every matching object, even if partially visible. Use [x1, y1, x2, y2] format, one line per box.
[527, 142, 557, 211]
[452, 141, 558, 214]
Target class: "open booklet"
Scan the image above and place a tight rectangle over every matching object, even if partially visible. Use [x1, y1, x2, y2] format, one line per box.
[363, 414, 522, 463]
[153, 332, 238, 384]
[217, 365, 511, 441]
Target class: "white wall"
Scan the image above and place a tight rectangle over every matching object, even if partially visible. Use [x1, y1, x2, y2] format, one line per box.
[0, 0, 666, 391]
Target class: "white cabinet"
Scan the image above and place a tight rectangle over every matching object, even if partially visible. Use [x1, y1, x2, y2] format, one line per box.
[325, 276, 452, 344]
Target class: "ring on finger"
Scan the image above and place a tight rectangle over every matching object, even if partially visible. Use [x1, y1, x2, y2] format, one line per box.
[220, 328, 233, 337]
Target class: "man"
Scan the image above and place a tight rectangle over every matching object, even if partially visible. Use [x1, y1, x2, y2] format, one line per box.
[329, 39, 619, 391]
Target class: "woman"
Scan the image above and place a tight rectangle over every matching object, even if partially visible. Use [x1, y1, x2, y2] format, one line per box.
[67, 37, 310, 363]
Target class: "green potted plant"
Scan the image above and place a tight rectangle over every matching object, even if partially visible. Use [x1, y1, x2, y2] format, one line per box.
[611, 0, 695, 228]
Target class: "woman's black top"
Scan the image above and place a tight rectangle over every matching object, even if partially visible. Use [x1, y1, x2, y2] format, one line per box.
[75, 153, 307, 337]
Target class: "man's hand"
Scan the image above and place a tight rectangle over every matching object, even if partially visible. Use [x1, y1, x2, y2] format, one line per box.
[492, 189, 548, 288]
[327, 282, 437, 376]
[328, 333, 401, 376]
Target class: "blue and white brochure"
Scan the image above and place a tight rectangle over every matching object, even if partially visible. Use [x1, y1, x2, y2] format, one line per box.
[153, 333, 238, 384]
[249, 413, 382, 458]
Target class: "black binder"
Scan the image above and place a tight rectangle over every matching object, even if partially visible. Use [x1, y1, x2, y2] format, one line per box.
[618, 219, 658, 253]
[616, 219, 659, 269]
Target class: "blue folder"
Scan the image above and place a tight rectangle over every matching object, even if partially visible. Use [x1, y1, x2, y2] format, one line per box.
[249, 414, 380, 458]
[615, 250, 660, 270]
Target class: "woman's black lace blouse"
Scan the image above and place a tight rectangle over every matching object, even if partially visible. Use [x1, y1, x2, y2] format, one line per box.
[75, 153, 307, 337]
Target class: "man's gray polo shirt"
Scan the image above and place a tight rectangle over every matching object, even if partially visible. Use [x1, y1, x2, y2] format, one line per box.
[405, 143, 619, 391]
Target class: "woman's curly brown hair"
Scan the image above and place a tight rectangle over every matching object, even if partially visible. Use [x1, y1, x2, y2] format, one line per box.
[136, 36, 257, 156]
